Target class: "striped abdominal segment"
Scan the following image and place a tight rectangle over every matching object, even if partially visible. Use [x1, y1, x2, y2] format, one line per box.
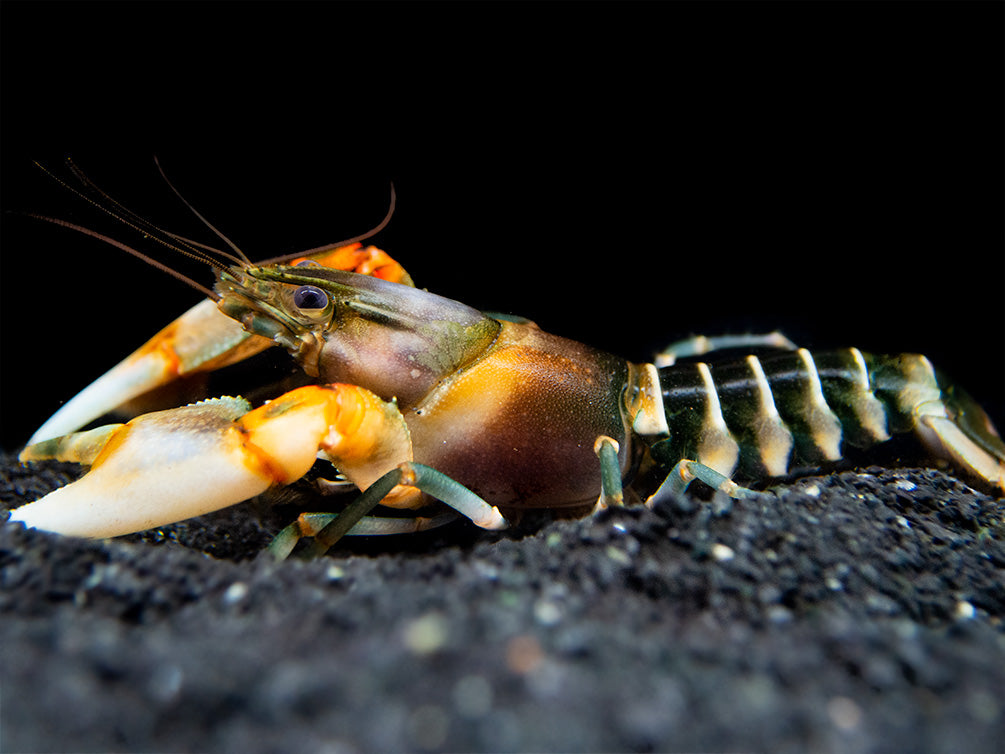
[652, 348, 940, 482]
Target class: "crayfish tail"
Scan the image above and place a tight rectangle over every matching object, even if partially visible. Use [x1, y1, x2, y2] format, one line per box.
[916, 385, 1005, 495]
[870, 354, 1005, 495]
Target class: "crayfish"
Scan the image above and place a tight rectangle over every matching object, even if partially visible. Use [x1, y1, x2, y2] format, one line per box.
[10, 163, 1005, 558]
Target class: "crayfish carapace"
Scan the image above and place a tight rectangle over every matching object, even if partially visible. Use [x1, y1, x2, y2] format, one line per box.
[10, 164, 1005, 558]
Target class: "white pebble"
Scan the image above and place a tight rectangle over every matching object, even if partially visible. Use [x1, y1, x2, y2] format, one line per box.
[711, 543, 735, 561]
[827, 696, 863, 731]
[222, 582, 248, 605]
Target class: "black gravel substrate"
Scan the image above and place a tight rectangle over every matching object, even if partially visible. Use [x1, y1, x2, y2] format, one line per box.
[2, 452, 1004, 753]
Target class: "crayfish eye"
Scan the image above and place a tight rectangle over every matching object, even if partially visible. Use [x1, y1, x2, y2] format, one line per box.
[293, 285, 329, 311]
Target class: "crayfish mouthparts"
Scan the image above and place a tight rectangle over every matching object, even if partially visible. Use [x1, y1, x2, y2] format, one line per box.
[215, 274, 325, 376]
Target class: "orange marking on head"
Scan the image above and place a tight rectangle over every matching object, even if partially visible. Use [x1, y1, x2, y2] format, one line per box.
[289, 243, 363, 268]
[289, 244, 411, 285]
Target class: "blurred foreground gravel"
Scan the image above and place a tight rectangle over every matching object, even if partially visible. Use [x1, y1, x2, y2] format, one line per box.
[2, 451, 1004, 753]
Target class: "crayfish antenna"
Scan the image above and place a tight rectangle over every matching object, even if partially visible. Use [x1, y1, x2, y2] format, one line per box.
[152, 155, 252, 266]
[256, 183, 396, 266]
[24, 214, 218, 299]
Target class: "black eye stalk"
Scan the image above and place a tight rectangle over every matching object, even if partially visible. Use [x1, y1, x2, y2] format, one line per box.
[294, 285, 329, 312]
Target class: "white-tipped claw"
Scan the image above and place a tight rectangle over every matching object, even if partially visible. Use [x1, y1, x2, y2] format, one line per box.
[29, 351, 175, 445]
[13, 398, 267, 538]
[29, 300, 271, 444]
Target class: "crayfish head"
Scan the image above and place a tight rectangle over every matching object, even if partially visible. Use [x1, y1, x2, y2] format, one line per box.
[216, 266, 329, 375]
[215, 264, 501, 408]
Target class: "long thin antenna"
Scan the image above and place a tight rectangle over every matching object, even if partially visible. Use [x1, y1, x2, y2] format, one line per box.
[152, 156, 252, 265]
[26, 213, 218, 298]
[30, 159, 397, 284]
[256, 183, 396, 266]
[64, 158, 239, 260]
[33, 160, 235, 272]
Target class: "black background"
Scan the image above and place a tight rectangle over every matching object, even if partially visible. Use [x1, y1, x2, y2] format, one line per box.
[2, 1, 1002, 451]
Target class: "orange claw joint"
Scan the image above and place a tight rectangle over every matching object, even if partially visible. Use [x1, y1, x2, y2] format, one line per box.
[239, 384, 420, 507]
[11, 384, 423, 539]
[28, 244, 414, 445]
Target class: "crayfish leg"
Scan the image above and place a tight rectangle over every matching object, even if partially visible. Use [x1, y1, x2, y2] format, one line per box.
[268, 462, 505, 559]
[654, 331, 797, 368]
[592, 435, 625, 510]
[646, 459, 759, 508]
[269, 509, 459, 561]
